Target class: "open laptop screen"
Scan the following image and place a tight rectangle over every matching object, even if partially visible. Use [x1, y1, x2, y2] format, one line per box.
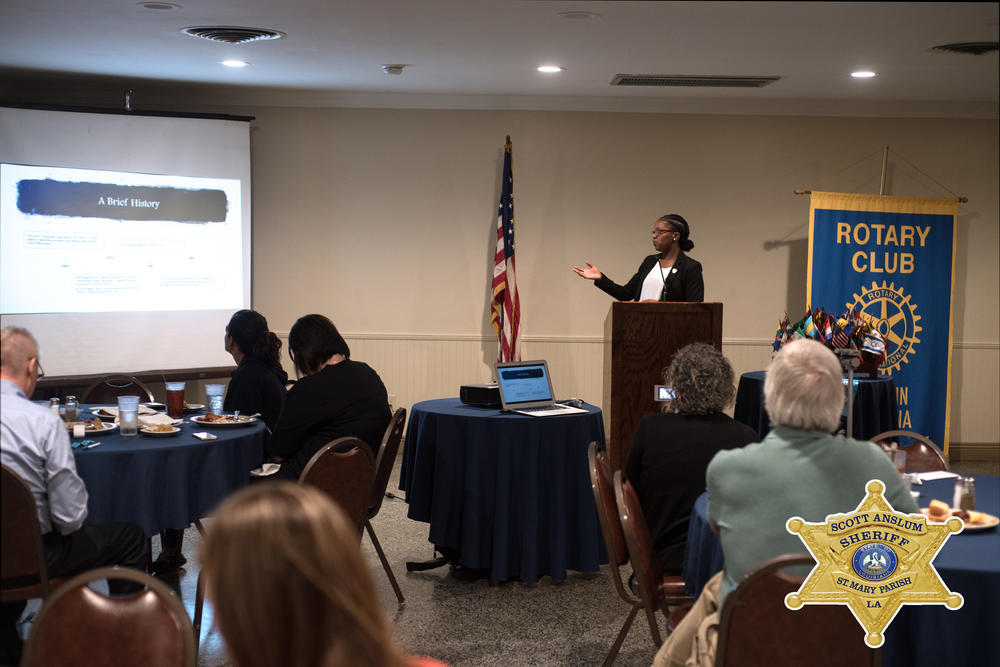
[496, 361, 555, 409]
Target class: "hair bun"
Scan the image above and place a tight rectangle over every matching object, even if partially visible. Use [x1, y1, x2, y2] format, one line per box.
[680, 239, 694, 252]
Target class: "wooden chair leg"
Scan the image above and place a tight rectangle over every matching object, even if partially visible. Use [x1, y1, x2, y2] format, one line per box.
[365, 520, 404, 604]
[643, 605, 663, 647]
[193, 571, 206, 654]
[604, 602, 640, 666]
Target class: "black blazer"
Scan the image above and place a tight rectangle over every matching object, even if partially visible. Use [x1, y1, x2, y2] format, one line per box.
[594, 251, 704, 302]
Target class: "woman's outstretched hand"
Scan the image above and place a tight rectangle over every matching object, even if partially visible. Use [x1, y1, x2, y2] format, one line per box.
[572, 262, 602, 281]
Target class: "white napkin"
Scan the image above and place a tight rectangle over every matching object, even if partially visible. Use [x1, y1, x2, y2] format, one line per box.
[137, 413, 184, 427]
[915, 471, 959, 481]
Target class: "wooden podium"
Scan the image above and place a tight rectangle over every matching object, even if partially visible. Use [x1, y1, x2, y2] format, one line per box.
[603, 302, 723, 470]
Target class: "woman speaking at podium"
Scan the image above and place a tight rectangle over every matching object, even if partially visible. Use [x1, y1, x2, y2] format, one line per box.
[572, 213, 704, 302]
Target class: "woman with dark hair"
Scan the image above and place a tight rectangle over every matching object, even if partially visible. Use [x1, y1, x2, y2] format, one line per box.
[625, 343, 756, 574]
[152, 309, 289, 574]
[572, 213, 704, 302]
[266, 314, 390, 481]
[223, 309, 288, 432]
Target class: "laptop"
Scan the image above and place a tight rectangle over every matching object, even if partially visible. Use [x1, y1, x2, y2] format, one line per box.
[495, 360, 588, 416]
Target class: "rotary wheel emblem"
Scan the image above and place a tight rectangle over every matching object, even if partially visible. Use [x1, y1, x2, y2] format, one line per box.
[846, 282, 921, 375]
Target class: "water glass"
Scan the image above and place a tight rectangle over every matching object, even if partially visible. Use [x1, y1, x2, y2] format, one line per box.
[890, 449, 907, 475]
[165, 381, 186, 418]
[205, 384, 225, 415]
[118, 395, 140, 436]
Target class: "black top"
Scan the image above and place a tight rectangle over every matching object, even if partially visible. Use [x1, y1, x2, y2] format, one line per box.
[594, 251, 704, 302]
[223, 357, 288, 432]
[625, 412, 757, 574]
[266, 359, 391, 480]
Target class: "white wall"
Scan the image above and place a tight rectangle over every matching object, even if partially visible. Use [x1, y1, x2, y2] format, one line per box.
[240, 107, 998, 446]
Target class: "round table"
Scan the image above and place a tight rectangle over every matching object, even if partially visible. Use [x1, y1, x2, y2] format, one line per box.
[72, 404, 267, 536]
[734, 370, 897, 440]
[682, 475, 999, 667]
[399, 398, 607, 583]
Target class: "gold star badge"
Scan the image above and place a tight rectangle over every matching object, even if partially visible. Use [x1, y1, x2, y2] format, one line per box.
[785, 479, 963, 648]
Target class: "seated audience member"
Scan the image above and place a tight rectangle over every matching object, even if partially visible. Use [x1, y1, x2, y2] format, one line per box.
[201, 482, 446, 667]
[1, 327, 147, 662]
[154, 309, 290, 574]
[625, 343, 756, 574]
[223, 309, 289, 431]
[655, 339, 919, 667]
[266, 314, 390, 480]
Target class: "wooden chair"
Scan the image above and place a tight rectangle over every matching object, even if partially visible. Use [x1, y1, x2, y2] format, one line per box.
[613, 470, 693, 648]
[194, 440, 376, 651]
[872, 429, 949, 472]
[1, 464, 67, 603]
[588, 442, 644, 665]
[715, 553, 880, 667]
[22, 566, 196, 667]
[365, 408, 407, 604]
[82, 374, 155, 403]
[299, 437, 376, 532]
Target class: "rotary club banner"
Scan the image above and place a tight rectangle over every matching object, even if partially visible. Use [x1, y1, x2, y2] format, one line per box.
[807, 191, 958, 452]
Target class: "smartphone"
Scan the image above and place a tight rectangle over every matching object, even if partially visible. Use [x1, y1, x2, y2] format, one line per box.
[654, 385, 675, 401]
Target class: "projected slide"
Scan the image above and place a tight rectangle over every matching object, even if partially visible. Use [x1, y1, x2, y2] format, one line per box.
[1, 164, 243, 314]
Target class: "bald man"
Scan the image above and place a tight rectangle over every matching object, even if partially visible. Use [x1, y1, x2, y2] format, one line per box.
[1, 327, 146, 662]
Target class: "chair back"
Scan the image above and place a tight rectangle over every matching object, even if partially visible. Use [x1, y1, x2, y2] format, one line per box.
[588, 442, 631, 571]
[614, 471, 666, 613]
[82, 374, 155, 403]
[872, 429, 949, 472]
[368, 408, 406, 518]
[716, 554, 879, 667]
[1, 464, 61, 602]
[299, 437, 375, 534]
[22, 566, 196, 667]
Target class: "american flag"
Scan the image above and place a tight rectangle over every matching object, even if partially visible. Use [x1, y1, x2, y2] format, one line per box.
[491, 137, 521, 361]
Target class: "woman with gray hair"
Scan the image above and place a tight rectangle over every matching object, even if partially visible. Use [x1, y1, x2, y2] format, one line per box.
[625, 342, 757, 574]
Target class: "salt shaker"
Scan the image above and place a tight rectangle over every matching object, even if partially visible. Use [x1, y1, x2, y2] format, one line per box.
[49, 397, 60, 416]
[952, 477, 965, 509]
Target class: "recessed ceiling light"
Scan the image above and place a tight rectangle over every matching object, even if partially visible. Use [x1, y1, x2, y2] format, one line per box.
[851, 71, 877, 79]
[138, 1, 180, 9]
[537, 65, 565, 73]
[558, 11, 601, 20]
[221, 60, 248, 68]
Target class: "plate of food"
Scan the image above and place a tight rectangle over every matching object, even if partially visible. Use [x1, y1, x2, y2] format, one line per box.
[140, 424, 182, 437]
[190, 413, 258, 428]
[91, 405, 159, 419]
[183, 402, 205, 413]
[66, 419, 118, 435]
[921, 500, 999, 532]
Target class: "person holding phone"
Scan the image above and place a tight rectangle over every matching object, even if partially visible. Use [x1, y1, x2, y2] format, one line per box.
[625, 343, 755, 574]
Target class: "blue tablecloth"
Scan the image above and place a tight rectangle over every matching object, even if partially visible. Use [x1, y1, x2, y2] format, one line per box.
[72, 405, 266, 536]
[734, 370, 897, 441]
[682, 475, 1000, 667]
[399, 398, 607, 583]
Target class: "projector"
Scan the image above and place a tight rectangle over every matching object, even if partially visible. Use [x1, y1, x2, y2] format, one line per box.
[460, 383, 501, 408]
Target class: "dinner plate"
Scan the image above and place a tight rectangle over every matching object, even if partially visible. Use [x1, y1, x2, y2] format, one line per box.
[92, 405, 159, 419]
[142, 402, 167, 411]
[920, 507, 999, 532]
[183, 404, 205, 413]
[140, 426, 181, 437]
[66, 421, 118, 435]
[189, 415, 258, 428]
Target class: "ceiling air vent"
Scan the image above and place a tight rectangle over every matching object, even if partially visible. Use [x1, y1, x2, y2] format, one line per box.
[181, 26, 285, 45]
[611, 74, 780, 88]
[931, 42, 999, 56]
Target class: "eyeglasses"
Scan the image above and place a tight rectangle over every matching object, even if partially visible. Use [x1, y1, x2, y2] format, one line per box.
[33, 358, 45, 379]
[651, 228, 676, 237]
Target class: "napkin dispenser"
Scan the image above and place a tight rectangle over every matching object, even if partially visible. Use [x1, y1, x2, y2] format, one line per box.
[460, 383, 501, 408]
